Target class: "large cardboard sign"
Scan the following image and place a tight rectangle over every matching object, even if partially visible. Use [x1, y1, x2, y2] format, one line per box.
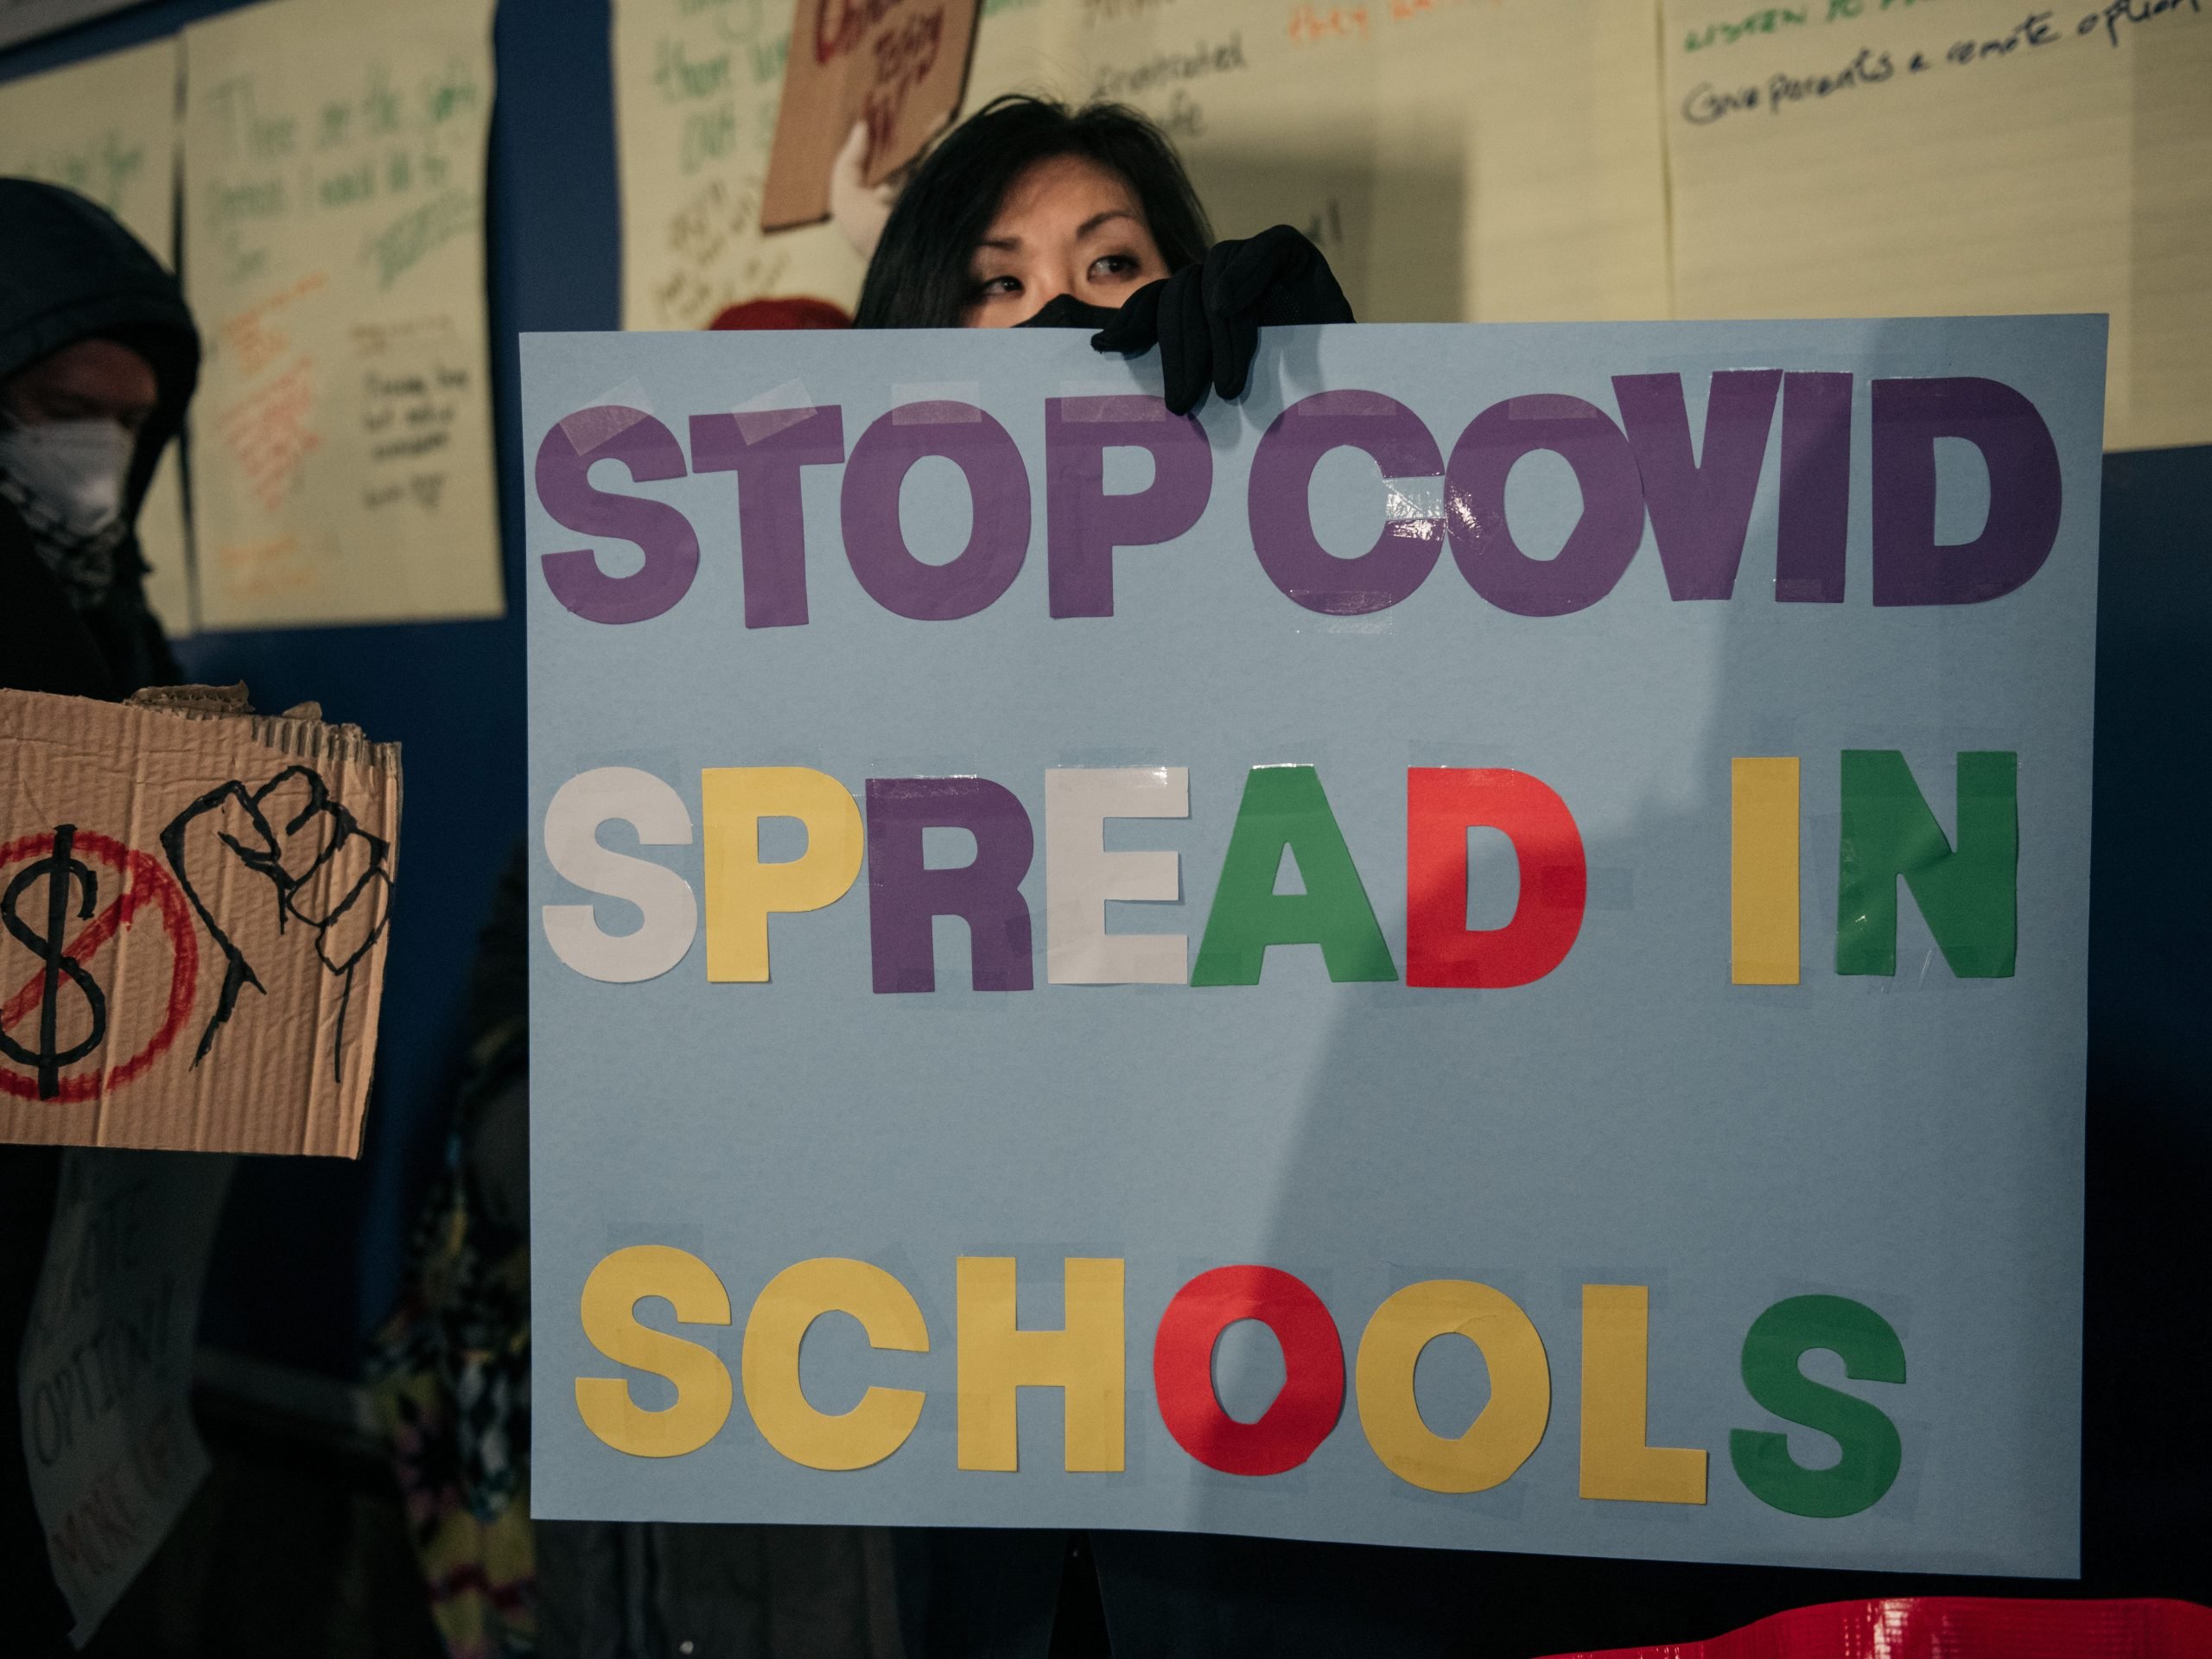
[524, 319, 2102, 1575]
[0, 687, 399, 1155]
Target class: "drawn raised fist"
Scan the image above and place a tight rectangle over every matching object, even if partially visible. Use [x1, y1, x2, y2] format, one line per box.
[160, 765, 393, 1065]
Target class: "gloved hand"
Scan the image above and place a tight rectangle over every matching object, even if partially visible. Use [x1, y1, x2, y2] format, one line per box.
[1092, 226, 1355, 415]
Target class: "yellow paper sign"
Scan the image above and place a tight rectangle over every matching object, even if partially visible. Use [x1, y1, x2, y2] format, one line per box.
[1662, 0, 2212, 451]
[613, 0, 1674, 327]
[180, 0, 505, 627]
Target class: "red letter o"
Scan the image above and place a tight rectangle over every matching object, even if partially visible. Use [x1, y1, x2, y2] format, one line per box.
[1153, 1266, 1344, 1476]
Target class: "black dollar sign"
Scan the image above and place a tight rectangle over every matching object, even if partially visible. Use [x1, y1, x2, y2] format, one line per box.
[0, 823, 108, 1101]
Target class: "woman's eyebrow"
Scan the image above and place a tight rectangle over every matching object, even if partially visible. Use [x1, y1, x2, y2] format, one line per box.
[1076, 209, 1136, 238]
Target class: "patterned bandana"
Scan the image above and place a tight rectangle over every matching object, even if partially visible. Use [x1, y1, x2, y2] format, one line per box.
[0, 449, 130, 611]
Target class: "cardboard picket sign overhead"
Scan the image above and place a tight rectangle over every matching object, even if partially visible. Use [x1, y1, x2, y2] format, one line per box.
[0, 685, 400, 1156]
[760, 0, 982, 231]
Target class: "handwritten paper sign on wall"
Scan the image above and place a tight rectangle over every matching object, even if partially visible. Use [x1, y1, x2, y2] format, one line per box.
[613, 0, 1674, 330]
[181, 0, 503, 628]
[1662, 0, 2212, 452]
[1052, 0, 1673, 327]
[613, 0, 871, 329]
[0, 40, 196, 636]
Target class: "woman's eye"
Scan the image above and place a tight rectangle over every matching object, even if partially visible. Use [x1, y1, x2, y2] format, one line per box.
[1089, 254, 1140, 280]
[977, 275, 1022, 298]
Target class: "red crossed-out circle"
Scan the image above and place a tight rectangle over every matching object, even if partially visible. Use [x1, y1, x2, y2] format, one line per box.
[0, 830, 200, 1104]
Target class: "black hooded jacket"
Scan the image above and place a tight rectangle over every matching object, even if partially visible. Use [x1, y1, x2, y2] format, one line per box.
[0, 177, 198, 699]
[0, 179, 203, 1651]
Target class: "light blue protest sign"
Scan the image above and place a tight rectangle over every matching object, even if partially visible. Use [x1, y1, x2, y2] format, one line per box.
[524, 317, 2101, 1575]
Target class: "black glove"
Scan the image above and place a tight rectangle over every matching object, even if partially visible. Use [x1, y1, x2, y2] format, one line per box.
[1091, 226, 1355, 415]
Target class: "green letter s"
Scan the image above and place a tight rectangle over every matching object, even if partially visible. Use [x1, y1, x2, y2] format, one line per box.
[1729, 1294, 1904, 1518]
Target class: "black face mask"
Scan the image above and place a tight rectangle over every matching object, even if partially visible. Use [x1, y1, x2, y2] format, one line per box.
[1014, 294, 1122, 331]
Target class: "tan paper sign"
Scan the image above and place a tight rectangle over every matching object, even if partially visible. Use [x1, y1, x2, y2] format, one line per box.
[760, 0, 982, 232]
[611, 0, 869, 329]
[0, 686, 399, 1156]
[1661, 0, 2212, 452]
[616, 0, 1671, 330]
[180, 0, 504, 628]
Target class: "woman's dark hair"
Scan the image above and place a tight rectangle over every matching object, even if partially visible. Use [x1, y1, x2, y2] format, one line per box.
[854, 95, 1211, 329]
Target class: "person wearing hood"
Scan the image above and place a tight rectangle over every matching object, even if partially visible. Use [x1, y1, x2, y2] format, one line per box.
[0, 177, 201, 1652]
[0, 176, 199, 700]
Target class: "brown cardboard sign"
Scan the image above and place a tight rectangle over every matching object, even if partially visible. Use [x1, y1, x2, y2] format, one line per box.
[0, 685, 399, 1156]
[760, 0, 982, 232]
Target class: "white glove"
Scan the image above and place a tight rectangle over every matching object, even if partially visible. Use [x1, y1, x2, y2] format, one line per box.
[829, 120, 897, 262]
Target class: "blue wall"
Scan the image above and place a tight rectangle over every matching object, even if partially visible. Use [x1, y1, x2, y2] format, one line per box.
[4, 3, 2207, 1415]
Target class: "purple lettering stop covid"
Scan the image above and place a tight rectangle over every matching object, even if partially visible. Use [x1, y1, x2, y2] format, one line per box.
[533, 374, 2065, 627]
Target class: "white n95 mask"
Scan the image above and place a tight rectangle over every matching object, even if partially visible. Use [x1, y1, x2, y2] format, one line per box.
[0, 416, 136, 539]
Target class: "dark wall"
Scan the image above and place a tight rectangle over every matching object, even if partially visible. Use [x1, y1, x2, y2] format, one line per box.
[2076, 443, 2211, 1597]
[0, 0, 620, 1374]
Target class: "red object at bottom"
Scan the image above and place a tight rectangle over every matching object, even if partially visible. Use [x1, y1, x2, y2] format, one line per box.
[1541, 1597, 2212, 1659]
[706, 296, 852, 331]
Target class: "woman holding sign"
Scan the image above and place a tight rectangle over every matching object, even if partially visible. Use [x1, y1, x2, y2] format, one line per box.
[852, 94, 1420, 1659]
[472, 95, 1372, 1659]
[855, 95, 1354, 416]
